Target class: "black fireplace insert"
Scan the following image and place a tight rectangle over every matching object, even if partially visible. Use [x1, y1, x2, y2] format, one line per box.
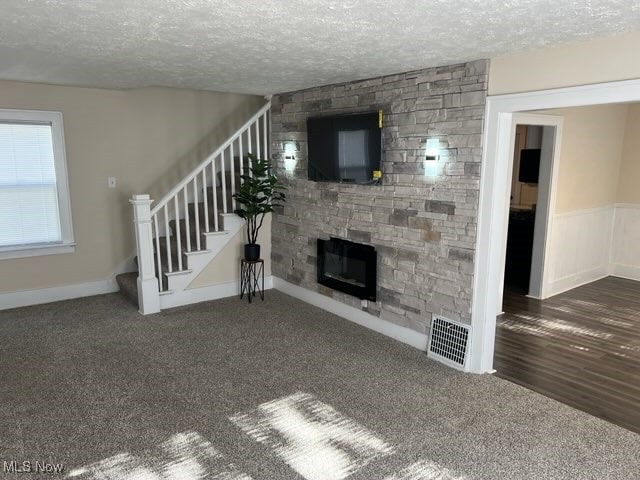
[317, 237, 376, 301]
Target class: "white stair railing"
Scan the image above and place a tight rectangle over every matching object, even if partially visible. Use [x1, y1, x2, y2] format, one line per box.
[130, 102, 271, 314]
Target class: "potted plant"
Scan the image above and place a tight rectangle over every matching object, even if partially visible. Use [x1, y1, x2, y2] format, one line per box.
[233, 153, 286, 261]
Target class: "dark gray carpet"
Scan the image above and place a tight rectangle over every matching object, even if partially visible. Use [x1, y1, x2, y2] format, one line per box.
[0, 290, 638, 479]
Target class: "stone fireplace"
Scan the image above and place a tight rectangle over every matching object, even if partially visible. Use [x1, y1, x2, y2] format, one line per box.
[270, 59, 487, 335]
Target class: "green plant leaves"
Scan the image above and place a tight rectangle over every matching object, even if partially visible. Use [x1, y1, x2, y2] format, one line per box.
[232, 153, 286, 245]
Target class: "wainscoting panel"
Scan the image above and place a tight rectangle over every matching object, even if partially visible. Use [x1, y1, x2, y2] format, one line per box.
[611, 204, 640, 281]
[544, 206, 613, 297]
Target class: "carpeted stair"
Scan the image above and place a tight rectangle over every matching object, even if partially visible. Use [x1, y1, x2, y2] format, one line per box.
[116, 163, 245, 308]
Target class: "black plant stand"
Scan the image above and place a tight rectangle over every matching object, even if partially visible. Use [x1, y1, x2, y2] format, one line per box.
[240, 259, 264, 303]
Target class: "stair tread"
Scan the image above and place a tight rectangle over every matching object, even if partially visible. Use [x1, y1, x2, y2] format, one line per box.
[164, 268, 194, 276]
[115, 272, 139, 307]
[118, 150, 252, 309]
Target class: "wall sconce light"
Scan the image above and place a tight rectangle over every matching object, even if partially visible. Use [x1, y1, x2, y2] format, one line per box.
[284, 143, 297, 172]
[424, 138, 440, 177]
[425, 138, 440, 161]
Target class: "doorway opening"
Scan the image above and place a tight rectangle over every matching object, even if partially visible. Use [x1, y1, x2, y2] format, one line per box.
[470, 78, 640, 376]
[494, 114, 561, 315]
[492, 102, 640, 434]
[504, 124, 555, 298]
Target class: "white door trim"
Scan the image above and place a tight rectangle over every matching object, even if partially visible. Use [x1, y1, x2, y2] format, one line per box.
[512, 115, 563, 301]
[528, 123, 561, 299]
[469, 78, 640, 374]
[494, 114, 563, 310]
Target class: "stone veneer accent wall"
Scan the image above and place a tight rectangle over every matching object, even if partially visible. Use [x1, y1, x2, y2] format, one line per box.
[270, 60, 488, 334]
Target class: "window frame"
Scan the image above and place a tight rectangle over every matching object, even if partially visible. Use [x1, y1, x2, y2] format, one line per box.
[0, 109, 75, 260]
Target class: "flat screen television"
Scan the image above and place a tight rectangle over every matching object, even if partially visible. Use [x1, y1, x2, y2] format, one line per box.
[307, 111, 382, 184]
[519, 148, 541, 184]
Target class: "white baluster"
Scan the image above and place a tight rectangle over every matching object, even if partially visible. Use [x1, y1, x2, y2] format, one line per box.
[230, 140, 236, 211]
[255, 118, 261, 159]
[164, 205, 172, 273]
[193, 176, 201, 250]
[130, 194, 160, 314]
[211, 158, 219, 231]
[247, 126, 253, 177]
[239, 131, 244, 178]
[183, 186, 191, 252]
[174, 195, 182, 271]
[153, 214, 162, 291]
[263, 112, 268, 161]
[221, 153, 227, 213]
[202, 169, 210, 233]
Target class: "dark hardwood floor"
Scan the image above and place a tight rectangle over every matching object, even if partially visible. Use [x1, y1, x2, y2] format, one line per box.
[494, 276, 640, 434]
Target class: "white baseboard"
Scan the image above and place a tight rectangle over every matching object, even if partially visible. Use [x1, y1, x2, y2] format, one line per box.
[610, 264, 640, 282]
[611, 204, 640, 281]
[0, 279, 119, 310]
[159, 276, 274, 310]
[0, 251, 138, 311]
[544, 266, 609, 298]
[272, 277, 428, 351]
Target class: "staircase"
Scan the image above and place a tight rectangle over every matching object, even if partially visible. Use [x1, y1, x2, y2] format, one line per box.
[118, 102, 271, 314]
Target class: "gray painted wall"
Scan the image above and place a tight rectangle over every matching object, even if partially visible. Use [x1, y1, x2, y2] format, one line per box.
[270, 60, 488, 335]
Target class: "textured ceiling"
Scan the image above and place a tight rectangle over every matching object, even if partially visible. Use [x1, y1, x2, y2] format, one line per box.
[1, 0, 639, 95]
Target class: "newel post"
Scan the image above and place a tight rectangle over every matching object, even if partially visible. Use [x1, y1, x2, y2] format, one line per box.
[130, 194, 160, 314]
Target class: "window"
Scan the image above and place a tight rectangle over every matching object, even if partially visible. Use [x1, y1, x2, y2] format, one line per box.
[0, 109, 75, 259]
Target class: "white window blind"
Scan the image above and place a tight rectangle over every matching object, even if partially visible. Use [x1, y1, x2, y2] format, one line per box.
[0, 122, 62, 248]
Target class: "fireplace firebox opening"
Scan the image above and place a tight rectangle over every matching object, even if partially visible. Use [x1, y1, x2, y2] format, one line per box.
[317, 237, 376, 301]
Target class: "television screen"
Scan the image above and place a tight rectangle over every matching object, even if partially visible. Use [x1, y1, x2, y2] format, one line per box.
[307, 112, 381, 184]
[519, 148, 541, 184]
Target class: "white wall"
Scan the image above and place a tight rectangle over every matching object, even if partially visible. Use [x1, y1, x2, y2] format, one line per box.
[544, 206, 614, 296]
[545, 203, 640, 297]
[611, 205, 640, 281]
